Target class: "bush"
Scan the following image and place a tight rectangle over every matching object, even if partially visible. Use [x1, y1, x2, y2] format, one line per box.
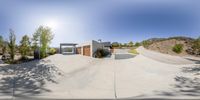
[20, 56, 29, 61]
[172, 44, 183, 54]
[93, 48, 110, 58]
[191, 37, 200, 55]
[49, 48, 57, 55]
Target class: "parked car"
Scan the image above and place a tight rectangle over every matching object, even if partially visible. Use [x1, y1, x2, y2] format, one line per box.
[1, 54, 11, 60]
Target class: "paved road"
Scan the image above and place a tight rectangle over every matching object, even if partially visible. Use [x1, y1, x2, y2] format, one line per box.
[137, 46, 197, 65]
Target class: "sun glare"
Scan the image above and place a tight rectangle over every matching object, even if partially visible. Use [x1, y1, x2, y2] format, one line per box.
[42, 19, 59, 30]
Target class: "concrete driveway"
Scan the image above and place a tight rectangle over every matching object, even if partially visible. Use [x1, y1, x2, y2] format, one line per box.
[0, 48, 200, 99]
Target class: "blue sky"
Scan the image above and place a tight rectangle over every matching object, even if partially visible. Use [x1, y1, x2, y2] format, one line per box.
[0, 0, 200, 47]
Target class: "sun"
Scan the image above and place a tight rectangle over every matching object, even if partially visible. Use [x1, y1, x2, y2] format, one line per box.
[42, 19, 59, 30]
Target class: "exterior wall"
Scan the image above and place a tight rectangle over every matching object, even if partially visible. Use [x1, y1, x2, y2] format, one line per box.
[76, 40, 103, 57]
[60, 40, 108, 57]
[76, 47, 81, 54]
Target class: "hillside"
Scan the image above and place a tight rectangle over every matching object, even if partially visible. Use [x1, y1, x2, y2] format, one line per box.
[143, 36, 196, 56]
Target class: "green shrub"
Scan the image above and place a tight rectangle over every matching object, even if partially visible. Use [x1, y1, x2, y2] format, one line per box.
[94, 48, 109, 58]
[172, 44, 183, 54]
[191, 37, 200, 54]
[49, 48, 57, 55]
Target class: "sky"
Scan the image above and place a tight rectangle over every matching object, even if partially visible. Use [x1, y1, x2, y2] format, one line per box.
[0, 0, 200, 47]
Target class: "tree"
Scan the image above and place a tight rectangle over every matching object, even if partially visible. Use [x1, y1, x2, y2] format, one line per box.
[0, 36, 8, 55]
[32, 29, 40, 50]
[135, 42, 141, 47]
[2, 44, 7, 55]
[112, 42, 119, 47]
[119, 43, 122, 48]
[33, 26, 54, 58]
[0, 35, 3, 54]
[123, 43, 127, 47]
[142, 40, 152, 48]
[128, 41, 134, 47]
[8, 29, 16, 61]
[0, 35, 3, 46]
[19, 35, 31, 59]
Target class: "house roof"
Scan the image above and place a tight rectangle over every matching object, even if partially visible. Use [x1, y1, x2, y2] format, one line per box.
[60, 43, 77, 46]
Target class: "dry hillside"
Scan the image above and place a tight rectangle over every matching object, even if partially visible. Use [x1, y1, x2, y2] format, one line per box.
[144, 37, 195, 56]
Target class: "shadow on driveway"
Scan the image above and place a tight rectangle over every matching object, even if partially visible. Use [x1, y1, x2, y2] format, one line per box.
[126, 65, 200, 99]
[152, 65, 200, 97]
[184, 58, 200, 64]
[0, 60, 63, 98]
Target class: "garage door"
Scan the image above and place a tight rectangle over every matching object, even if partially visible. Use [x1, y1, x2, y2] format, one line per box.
[83, 45, 90, 56]
[76, 47, 81, 54]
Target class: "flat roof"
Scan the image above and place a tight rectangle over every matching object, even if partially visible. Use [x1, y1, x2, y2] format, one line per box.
[60, 43, 77, 46]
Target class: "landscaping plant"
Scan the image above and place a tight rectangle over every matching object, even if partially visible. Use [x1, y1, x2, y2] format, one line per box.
[172, 44, 183, 54]
[48, 48, 57, 55]
[94, 48, 109, 58]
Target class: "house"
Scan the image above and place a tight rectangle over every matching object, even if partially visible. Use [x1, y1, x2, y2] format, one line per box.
[60, 40, 112, 57]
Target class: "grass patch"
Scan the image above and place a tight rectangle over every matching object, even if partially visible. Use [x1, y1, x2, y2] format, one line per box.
[128, 49, 139, 54]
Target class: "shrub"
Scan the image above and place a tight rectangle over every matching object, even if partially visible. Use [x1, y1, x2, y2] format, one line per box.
[188, 37, 200, 55]
[172, 44, 183, 54]
[94, 48, 110, 58]
[49, 48, 57, 55]
[19, 56, 29, 61]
